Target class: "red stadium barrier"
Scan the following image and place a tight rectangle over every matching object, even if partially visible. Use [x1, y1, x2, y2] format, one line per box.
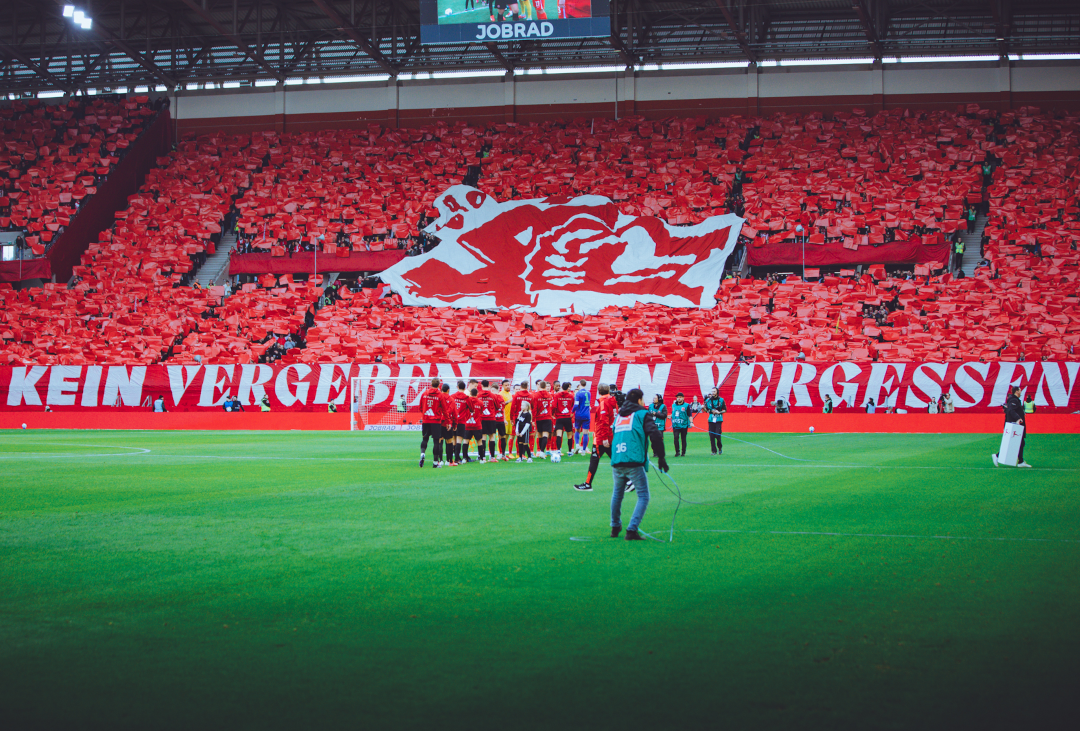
[746, 237, 949, 267]
[0, 257, 52, 284]
[229, 250, 406, 275]
[690, 412, 1080, 434]
[0, 411, 348, 430]
[2, 411, 1077, 433]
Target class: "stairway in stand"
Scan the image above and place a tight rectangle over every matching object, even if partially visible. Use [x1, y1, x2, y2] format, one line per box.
[196, 230, 236, 289]
[957, 213, 987, 277]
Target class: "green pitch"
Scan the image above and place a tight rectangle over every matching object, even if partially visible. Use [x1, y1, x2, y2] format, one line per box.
[2, 430, 1079, 730]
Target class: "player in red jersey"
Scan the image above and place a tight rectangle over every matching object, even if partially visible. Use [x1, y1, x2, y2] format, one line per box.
[451, 380, 475, 464]
[478, 379, 506, 462]
[533, 380, 555, 459]
[418, 377, 446, 468]
[552, 380, 576, 456]
[574, 383, 619, 490]
[439, 383, 456, 466]
[465, 386, 484, 461]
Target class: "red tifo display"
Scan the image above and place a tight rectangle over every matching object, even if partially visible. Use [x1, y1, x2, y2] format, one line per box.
[1, 104, 1078, 367]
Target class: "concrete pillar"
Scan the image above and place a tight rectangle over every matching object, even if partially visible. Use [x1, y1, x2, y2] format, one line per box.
[869, 61, 884, 113]
[386, 81, 400, 128]
[503, 74, 516, 123]
[617, 70, 636, 118]
[274, 87, 285, 133]
[996, 61, 1012, 111]
[746, 64, 759, 116]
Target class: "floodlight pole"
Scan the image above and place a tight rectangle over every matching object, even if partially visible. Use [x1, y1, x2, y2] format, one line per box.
[801, 234, 805, 281]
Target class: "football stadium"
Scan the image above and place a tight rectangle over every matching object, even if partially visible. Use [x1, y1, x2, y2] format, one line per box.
[1, 2, 1079, 729]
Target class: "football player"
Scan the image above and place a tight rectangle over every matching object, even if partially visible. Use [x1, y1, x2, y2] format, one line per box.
[573, 383, 618, 490]
[553, 381, 575, 456]
[419, 378, 445, 468]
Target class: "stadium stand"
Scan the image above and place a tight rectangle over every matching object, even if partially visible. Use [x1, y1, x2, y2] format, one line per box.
[0, 97, 157, 258]
[476, 116, 742, 224]
[1, 104, 1077, 366]
[1, 131, 319, 365]
[739, 107, 984, 268]
[230, 126, 467, 256]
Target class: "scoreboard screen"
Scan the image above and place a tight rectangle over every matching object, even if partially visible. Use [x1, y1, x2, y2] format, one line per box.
[419, 0, 610, 44]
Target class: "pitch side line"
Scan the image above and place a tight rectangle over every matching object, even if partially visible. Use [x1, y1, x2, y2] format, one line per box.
[1, 449, 1074, 472]
[673, 462, 1080, 472]
[680, 529, 1080, 544]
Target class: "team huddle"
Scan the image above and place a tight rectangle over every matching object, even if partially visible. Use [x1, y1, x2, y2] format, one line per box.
[417, 377, 597, 468]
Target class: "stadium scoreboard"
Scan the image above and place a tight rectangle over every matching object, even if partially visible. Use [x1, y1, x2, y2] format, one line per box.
[419, 0, 610, 44]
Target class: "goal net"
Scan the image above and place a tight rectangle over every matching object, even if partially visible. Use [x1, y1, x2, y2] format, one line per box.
[349, 375, 430, 431]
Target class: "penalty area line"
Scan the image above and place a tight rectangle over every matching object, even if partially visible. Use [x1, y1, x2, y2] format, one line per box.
[0, 444, 151, 458]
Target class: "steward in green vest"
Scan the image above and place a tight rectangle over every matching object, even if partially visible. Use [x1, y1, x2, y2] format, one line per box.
[703, 390, 727, 455]
[610, 388, 668, 541]
[670, 396, 691, 430]
[669, 393, 691, 457]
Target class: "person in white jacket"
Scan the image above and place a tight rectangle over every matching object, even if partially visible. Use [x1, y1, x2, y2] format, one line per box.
[515, 402, 533, 463]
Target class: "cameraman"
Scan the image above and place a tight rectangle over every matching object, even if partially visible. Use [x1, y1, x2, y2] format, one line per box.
[609, 388, 668, 541]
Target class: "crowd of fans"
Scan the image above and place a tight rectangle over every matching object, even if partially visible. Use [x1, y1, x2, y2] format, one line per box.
[0, 102, 1077, 367]
[0, 96, 160, 257]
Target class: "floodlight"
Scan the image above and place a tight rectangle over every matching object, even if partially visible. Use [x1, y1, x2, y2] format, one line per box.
[80, 18, 92, 29]
[73, 10, 84, 23]
[63, 6, 75, 18]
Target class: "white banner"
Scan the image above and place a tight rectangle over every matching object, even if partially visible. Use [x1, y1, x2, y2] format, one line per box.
[379, 185, 743, 316]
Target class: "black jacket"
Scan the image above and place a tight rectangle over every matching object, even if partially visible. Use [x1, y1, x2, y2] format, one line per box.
[616, 401, 666, 466]
[1003, 394, 1024, 423]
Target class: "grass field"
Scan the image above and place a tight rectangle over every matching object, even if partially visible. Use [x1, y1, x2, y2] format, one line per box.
[2, 429, 1079, 730]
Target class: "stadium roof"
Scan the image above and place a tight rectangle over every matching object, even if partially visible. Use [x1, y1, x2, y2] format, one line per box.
[1, 1, 1078, 95]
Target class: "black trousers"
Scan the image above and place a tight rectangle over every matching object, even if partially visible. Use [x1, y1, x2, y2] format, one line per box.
[708, 422, 723, 453]
[586, 443, 612, 484]
[421, 423, 443, 450]
[672, 428, 688, 455]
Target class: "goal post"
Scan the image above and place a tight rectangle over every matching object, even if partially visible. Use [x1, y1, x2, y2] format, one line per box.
[348, 373, 512, 432]
[349, 375, 429, 431]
